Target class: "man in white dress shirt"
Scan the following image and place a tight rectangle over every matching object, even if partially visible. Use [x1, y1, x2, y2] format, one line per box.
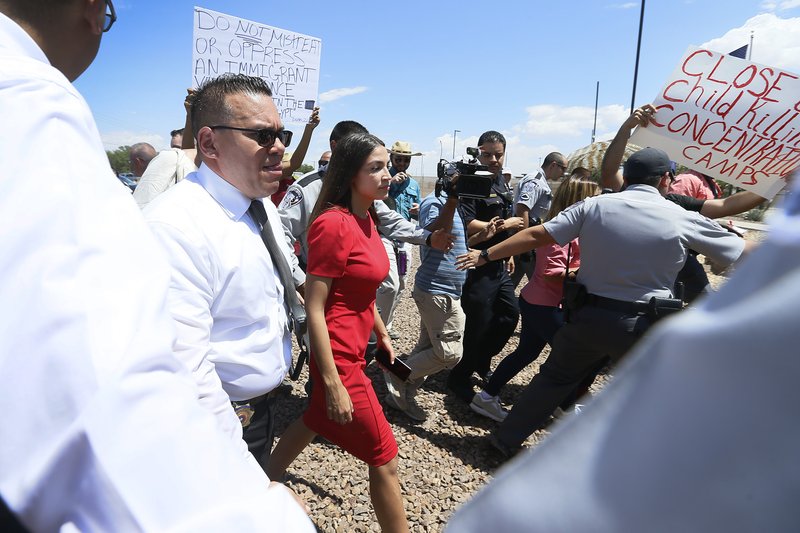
[145, 73, 297, 471]
[0, 0, 312, 530]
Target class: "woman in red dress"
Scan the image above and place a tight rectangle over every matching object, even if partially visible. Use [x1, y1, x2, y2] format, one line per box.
[267, 134, 408, 532]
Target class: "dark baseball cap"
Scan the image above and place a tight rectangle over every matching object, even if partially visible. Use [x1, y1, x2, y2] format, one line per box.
[623, 147, 672, 180]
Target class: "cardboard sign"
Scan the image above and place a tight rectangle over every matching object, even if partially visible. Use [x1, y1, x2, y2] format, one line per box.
[631, 46, 800, 198]
[192, 6, 322, 124]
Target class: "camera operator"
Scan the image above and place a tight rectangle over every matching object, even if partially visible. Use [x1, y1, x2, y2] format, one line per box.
[446, 130, 525, 403]
[384, 171, 501, 421]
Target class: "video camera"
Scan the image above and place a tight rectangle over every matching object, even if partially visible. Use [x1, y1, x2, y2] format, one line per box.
[436, 147, 494, 199]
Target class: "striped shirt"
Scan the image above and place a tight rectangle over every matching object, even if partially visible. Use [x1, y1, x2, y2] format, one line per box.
[414, 193, 468, 297]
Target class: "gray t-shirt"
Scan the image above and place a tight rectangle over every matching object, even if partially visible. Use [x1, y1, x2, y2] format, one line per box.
[543, 184, 744, 302]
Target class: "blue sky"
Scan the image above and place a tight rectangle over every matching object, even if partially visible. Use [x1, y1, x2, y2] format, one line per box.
[77, 0, 800, 177]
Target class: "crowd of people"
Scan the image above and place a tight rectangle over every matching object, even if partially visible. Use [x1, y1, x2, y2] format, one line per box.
[2, 1, 797, 531]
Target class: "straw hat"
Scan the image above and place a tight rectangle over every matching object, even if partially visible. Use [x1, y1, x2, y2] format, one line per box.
[389, 141, 422, 157]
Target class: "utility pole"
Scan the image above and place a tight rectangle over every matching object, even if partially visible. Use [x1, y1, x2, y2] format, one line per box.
[630, 0, 646, 114]
[592, 81, 600, 143]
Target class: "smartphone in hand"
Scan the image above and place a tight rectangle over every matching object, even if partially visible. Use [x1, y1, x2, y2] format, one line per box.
[375, 347, 412, 382]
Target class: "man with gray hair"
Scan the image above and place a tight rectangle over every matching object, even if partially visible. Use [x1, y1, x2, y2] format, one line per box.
[128, 141, 156, 177]
[0, 1, 312, 530]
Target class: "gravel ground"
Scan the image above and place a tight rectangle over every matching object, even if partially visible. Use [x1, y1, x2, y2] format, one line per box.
[273, 229, 765, 532]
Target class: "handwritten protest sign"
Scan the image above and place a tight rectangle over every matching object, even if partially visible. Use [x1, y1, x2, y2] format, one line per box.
[630, 46, 800, 199]
[192, 6, 322, 124]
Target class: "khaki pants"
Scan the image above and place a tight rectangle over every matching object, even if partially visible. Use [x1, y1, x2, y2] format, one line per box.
[406, 288, 466, 384]
[376, 237, 401, 330]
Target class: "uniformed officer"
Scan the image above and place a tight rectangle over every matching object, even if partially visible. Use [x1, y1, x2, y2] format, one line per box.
[509, 152, 566, 288]
[602, 103, 767, 303]
[446, 130, 525, 403]
[456, 146, 751, 454]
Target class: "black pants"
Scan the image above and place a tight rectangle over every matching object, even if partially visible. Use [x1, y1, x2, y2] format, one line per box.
[496, 305, 651, 447]
[510, 251, 535, 289]
[241, 394, 276, 472]
[676, 254, 710, 303]
[448, 261, 519, 401]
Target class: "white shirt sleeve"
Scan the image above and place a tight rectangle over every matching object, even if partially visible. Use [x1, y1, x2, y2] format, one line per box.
[0, 17, 313, 531]
[147, 219, 250, 454]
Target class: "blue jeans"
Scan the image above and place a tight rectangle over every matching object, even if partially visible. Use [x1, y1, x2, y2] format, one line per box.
[485, 297, 563, 396]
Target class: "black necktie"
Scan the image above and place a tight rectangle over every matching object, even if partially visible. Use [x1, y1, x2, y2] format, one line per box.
[247, 200, 308, 379]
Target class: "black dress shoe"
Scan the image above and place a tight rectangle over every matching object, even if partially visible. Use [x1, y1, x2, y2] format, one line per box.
[488, 433, 525, 459]
[446, 377, 475, 403]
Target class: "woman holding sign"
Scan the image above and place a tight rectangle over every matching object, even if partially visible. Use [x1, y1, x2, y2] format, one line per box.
[267, 133, 408, 532]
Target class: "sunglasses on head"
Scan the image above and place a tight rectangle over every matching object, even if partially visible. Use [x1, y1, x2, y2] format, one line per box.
[209, 125, 293, 148]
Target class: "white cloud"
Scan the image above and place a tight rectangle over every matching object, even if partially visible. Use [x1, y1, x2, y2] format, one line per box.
[318, 86, 368, 103]
[607, 3, 638, 9]
[101, 131, 166, 151]
[700, 13, 800, 71]
[521, 104, 630, 139]
[760, 0, 800, 11]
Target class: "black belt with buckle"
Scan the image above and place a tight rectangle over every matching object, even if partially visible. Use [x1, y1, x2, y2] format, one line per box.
[232, 389, 278, 428]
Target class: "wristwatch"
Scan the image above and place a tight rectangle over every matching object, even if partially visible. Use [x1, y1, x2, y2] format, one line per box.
[480, 249, 491, 263]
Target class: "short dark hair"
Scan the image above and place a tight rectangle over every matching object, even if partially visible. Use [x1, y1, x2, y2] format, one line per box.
[543, 152, 565, 168]
[190, 74, 273, 140]
[329, 120, 368, 144]
[478, 130, 506, 149]
[311, 133, 385, 225]
[0, 0, 65, 26]
[170, 129, 183, 138]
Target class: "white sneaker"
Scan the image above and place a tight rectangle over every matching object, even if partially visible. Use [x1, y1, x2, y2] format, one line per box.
[403, 387, 427, 422]
[470, 393, 508, 422]
[384, 370, 406, 401]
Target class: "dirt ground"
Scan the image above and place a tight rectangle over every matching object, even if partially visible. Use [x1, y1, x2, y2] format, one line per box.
[272, 226, 766, 532]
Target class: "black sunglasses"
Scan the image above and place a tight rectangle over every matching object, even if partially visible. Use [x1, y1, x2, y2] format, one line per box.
[103, 0, 116, 32]
[209, 125, 293, 148]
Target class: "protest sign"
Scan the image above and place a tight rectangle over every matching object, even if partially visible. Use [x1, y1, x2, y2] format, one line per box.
[630, 46, 800, 199]
[192, 6, 322, 124]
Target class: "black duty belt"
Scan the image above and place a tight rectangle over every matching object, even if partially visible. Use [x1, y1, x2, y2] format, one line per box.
[585, 294, 650, 314]
[585, 293, 683, 320]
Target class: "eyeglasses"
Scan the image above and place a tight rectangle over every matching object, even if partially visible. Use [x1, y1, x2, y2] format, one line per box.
[103, 0, 116, 32]
[318, 160, 329, 166]
[209, 125, 293, 148]
[668, 171, 676, 183]
[393, 156, 411, 163]
[554, 162, 568, 171]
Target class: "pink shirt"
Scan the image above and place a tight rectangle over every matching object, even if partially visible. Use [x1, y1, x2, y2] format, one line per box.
[521, 239, 580, 307]
[668, 171, 721, 200]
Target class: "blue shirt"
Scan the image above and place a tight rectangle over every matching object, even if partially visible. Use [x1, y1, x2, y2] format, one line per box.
[388, 168, 421, 221]
[414, 193, 468, 297]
